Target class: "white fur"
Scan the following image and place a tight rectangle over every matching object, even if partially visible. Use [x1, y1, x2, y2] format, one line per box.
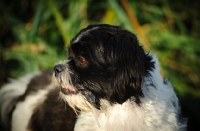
[59, 92, 94, 112]
[11, 84, 55, 131]
[0, 72, 41, 127]
[74, 27, 99, 42]
[69, 56, 186, 131]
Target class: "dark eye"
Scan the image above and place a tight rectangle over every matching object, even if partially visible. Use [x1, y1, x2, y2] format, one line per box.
[77, 56, 87, 66]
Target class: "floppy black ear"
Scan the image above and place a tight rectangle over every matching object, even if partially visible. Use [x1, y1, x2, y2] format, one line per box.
[110, 34, 154, 104]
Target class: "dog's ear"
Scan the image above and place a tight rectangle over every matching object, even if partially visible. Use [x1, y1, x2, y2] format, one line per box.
[110, 34, 154, 104]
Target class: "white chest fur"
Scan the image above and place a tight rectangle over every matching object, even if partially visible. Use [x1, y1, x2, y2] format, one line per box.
[74, 97, 179, 131]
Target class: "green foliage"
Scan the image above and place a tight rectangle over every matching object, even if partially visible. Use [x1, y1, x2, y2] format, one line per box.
[0, 0, 200, 130]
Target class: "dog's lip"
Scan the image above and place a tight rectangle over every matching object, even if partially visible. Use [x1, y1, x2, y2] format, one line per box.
[61, 88, 77, 95]
[60, 83, 78, 95]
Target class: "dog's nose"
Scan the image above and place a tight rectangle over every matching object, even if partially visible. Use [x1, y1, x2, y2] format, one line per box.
[54, 64, 64, 76]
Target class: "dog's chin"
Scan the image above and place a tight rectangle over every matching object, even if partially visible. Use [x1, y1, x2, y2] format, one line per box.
[53, 79, 95, 112]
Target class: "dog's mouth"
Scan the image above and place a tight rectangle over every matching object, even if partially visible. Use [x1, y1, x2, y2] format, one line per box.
[59, 82, 97, 106]
[59, 82, 89, 96]
[60, 83, 78, 95]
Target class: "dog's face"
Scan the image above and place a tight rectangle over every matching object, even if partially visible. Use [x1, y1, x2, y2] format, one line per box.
[53, 24, 154, 111]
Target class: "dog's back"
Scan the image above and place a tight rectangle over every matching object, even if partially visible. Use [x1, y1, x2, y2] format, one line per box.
[0, 70, 76, 131]
[0, 71, 41, 130]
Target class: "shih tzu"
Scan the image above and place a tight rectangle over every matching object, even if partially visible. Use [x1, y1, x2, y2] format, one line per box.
[0, 24, 186, 131]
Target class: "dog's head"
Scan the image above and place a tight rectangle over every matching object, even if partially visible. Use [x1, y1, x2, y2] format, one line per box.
[53, 24, 154, 111]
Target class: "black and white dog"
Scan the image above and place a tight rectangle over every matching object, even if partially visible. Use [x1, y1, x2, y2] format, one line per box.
[0, 24, 186, 131]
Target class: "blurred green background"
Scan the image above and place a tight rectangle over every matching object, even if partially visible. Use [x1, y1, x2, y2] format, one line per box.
[0, 0, 199, 130]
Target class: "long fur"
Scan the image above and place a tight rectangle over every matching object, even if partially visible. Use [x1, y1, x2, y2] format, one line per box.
[54, 56, 187, 131]
[53, 24, 187, 130]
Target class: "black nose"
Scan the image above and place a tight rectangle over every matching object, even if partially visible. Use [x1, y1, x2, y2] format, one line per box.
[54, 64, 64, 76]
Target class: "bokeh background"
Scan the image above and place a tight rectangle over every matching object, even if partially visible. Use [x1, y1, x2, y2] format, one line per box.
[0, 0, 200, 130]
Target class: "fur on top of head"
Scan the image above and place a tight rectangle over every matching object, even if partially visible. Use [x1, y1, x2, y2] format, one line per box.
[52, 24, 155, 112]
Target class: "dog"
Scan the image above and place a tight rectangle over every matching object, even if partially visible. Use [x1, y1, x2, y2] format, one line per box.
[0, 24, 186, 131]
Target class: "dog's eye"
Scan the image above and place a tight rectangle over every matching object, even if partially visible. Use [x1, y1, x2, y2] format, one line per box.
[77, 56, 87, 66]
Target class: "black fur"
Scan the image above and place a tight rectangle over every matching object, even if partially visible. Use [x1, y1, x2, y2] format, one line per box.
[59, 24, 155, 107]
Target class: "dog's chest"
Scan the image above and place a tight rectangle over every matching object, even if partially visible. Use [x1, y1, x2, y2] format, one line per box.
[74, 99, 180, 131]
[74, 100, 146, 131]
